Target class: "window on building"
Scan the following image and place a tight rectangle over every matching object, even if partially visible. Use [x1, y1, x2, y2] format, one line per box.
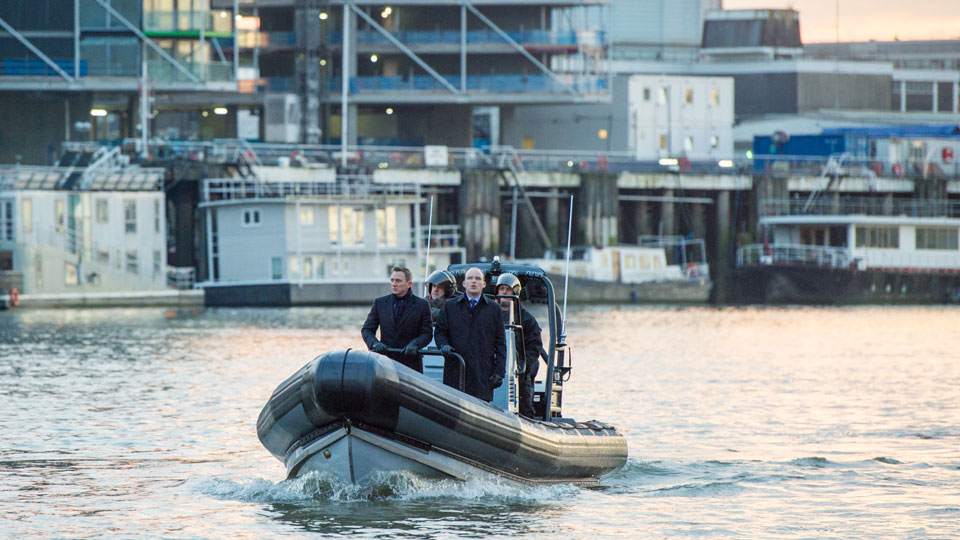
[658, 87, 668, 105]
[855, 227, 899, 248]
[126, 250, 138, 273]
[96, 199, 109, 224]
[55, 199, 65, 233]
[97, 250, 110, 264]
[1, 200, 12, 241]
[684, 136, 694, 152]
[377, 206, 397, 247]
[643, 87, 651, 101]
[710, 135, 720, 149]
[22, 198, 32, 235]
[710, 88, 720, 106]
[340, 207, 364, 247]
[124, 200, 137, 234]
[153, 250, 162, 276]
[684, 88, 693, 104]
[300, 206, 314, 226]
[916, 228, 959, 250]
[659, 135, 667, 150]
[154, 200, 161, 234]
[271, 257, 283, 280]
[242, 208, 261, 227]
[65, 262, 78, 285]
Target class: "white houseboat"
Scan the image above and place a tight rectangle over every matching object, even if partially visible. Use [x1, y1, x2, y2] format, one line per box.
[516, 236, 711, 303]
[199, 171, 465, 305]
[735, 197, 960, 304]
[0, 158, 179, 308]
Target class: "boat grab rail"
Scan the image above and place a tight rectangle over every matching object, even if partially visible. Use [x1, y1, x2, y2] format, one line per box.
[386, 347, 465, 393]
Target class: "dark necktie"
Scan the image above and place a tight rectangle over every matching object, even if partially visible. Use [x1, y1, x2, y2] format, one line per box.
[393, 298, 404, 322]
[468, 298, 478, 310]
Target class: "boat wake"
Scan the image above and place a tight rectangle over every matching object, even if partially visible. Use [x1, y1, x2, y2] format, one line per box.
[197, 470, 582, 504]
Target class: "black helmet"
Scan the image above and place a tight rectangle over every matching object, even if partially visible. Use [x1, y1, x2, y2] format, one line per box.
[495, 273, 521, 296]
[426, 269, 456, 298]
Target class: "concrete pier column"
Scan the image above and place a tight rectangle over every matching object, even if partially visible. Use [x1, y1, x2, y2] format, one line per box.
[638, 200, 649, 238]
[577, 172, 618, 246]
[660, 189, 675, 236]
[691, 202, 706, 239]
[545, 188, 560, 245]
[711, 190, 732, 303]
[461, 170, 501, 260]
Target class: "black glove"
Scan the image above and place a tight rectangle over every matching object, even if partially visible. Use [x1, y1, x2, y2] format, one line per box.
[488, 373, 504, 390]
[403, 342, 419, 357]
[371, 341, 388, 354]
[440, 344, 453, 356]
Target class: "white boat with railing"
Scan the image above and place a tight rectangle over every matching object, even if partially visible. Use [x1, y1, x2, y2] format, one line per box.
[515, 235, 711, 303]
[733, 197, 960, 304]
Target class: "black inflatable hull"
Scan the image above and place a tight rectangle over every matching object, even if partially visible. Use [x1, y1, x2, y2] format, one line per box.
[257, 349, 628, 485]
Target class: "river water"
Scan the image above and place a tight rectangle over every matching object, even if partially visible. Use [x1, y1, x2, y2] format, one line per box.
[1, 305, 959, 539]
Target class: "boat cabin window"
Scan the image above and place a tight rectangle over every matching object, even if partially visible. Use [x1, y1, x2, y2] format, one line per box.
[916, 228, 959, 250]
[242, 208, 261, 227]
[546, 247, 589, 261]
[855, 226, 899, 249]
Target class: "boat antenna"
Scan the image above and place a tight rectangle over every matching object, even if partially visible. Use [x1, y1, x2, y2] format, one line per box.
[560, 194, 573, 342]
[423, 195, 434, 287]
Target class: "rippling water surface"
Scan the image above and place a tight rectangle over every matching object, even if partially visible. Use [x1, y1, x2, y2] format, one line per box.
[2, 306, 959, 539]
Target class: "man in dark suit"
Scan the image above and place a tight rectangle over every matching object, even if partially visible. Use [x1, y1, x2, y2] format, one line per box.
[361, 266, 433, 373]
[434, 267, 506, 401]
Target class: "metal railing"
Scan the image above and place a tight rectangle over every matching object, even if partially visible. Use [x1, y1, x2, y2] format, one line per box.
[202, 177, 421, 203]
[738, 243, 852, 269]
[759, 197, 960, 218]
[334, 74, 608, 94]
[419, 224, 461, 248]
[325, 29, 600, 48]
[167, 266, 196, 289]
[86, 138, 747, 176]
[752, 153, 960, 180]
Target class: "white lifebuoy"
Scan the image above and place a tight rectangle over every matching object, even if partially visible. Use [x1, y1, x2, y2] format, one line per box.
[685, 263, 699, 279]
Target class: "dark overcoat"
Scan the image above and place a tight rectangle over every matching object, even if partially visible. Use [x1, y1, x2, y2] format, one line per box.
[434, 294, 506, 401]
[361, 293, 433, 372]
[515, 306, 543, 418]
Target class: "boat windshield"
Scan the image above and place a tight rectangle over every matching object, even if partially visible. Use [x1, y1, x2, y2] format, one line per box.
[544, 247, 590, 261]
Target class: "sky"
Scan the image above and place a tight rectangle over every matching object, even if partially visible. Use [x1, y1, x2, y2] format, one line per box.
[722, 0, 960, 43]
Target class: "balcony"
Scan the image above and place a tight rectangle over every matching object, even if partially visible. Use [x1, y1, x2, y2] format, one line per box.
[325, 29, 603, 50]
[759, 197, 960, 218]
[145, 60, 233, 84]
[330, 74, 608, 94]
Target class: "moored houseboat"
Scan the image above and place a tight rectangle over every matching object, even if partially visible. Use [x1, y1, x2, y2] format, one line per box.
[199, 171, 465, 305]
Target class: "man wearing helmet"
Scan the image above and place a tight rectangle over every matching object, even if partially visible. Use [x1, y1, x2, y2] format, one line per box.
[434, 267, 506, 402]
[361, 266, 433, 373]
[496, 273, 543, 419]
[425, 269, 457, 323]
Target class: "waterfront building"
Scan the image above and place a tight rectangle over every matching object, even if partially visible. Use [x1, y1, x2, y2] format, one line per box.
[0, 153, 168, 295]
[228, 0, 610, 148]
[0, 0, 244, 165]
[500, 73, 734, 161]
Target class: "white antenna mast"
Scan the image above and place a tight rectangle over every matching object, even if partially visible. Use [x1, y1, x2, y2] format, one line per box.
[423, 195, 434, 286]
[560, 194, 573, 340]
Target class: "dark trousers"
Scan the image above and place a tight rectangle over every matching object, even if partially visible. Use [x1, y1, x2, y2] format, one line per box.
[518, 375, 536, 418]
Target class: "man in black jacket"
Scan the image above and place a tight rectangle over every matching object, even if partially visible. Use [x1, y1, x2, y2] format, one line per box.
[434, 267, 506, 401]
[361, 266, 433, 373]
[496, 273, 543, 418]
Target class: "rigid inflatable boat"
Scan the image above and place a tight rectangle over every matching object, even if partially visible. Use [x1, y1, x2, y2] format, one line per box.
[257, 261, 628, 485]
